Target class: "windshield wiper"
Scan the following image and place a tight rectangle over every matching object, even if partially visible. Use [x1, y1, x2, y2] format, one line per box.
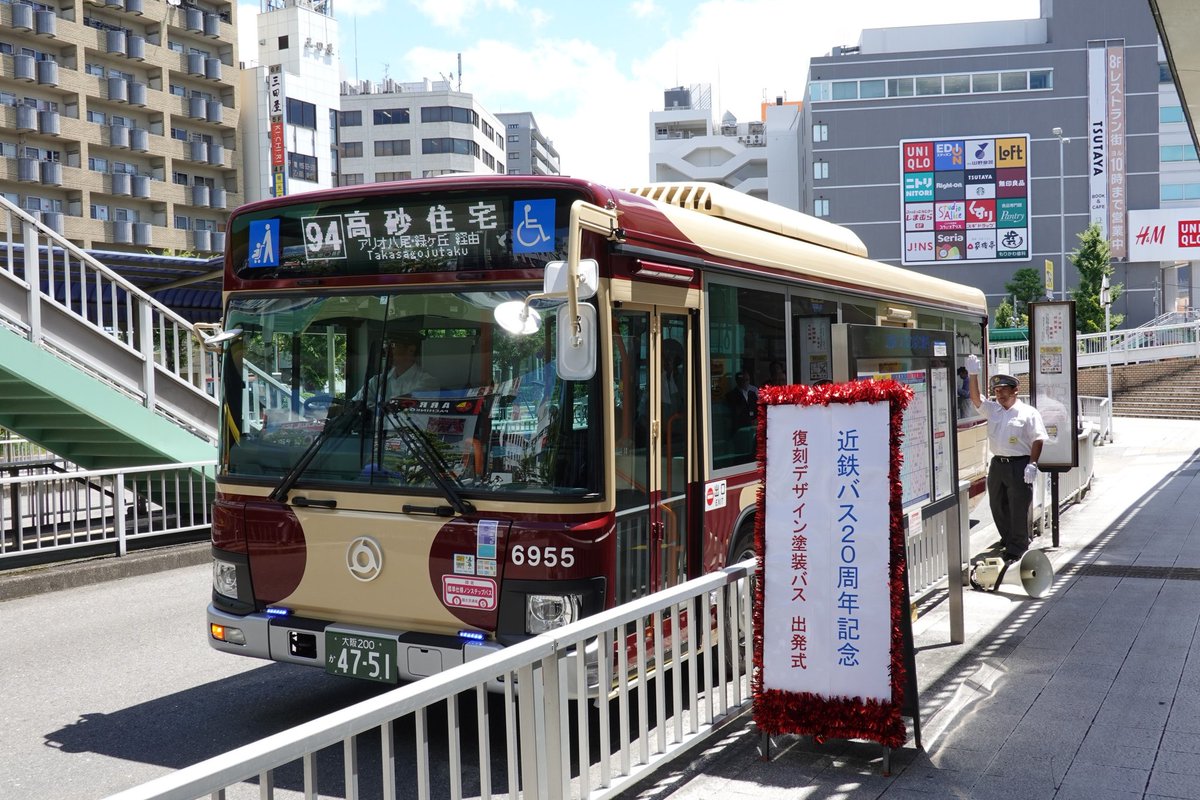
[384, 401, 475, 516]
[267, 397, 367, 504]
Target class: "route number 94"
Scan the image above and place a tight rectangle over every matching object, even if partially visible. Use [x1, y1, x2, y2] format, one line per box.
[510, 545, 575, 568]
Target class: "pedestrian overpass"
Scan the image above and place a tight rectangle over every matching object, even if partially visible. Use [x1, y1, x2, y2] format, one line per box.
[0, 196, 217, 469]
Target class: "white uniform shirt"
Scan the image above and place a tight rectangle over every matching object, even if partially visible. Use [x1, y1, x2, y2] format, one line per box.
[979, 397, 1049, 457]
[355, 364, 439, 402]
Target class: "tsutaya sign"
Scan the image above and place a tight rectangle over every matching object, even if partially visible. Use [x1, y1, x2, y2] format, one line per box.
[1088, 42, 1127, 258]
[1127, 208, 1200, 261]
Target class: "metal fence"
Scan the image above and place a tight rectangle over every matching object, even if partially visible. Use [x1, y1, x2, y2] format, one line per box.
[989, 319, 1200, 376]
[0, 460, 216, 562]
[105, 561, 755, 800]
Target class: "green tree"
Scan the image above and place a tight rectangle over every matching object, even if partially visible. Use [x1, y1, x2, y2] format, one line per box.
[1068, 223, 1124, 333]
[1004, 267, 1046, 324]
[994, 299, 1017, 329]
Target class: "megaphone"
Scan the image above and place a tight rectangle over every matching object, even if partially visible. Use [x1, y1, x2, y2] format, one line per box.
[969, 549, 1054, 598]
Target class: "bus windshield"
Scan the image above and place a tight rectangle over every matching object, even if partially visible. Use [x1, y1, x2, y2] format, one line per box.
[220, 289, 601, 499]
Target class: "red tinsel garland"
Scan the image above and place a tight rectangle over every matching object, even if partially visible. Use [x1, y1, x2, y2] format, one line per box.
[750, 379, 913, 750]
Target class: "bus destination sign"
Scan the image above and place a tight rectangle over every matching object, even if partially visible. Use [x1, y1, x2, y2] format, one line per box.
[237, 193, 567, 278]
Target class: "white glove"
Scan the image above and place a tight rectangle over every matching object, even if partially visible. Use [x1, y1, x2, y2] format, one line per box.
[1023, 462, 1039, 484]
[964, 354, 981, 376]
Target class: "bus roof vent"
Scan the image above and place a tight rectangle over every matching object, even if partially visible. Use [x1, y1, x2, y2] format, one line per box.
[621, 181, 868, 258]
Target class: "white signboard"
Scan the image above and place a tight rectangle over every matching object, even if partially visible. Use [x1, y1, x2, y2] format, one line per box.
[1128, 207, 1200, 261]
[761, 401, 891, 701]
[1088, 44, 1127, 258]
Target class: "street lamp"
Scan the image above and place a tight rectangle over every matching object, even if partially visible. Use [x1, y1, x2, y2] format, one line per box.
[1101, 274, 1114, 442]
[1053, 127, 1070, 301]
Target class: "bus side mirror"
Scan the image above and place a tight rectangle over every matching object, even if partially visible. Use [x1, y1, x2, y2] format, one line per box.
[557, 304, 596, 380]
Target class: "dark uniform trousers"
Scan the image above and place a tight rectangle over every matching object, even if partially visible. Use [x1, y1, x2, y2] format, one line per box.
[987, 454, 1032, 559]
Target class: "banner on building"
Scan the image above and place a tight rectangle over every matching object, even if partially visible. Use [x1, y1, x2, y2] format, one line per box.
[268, 65, 287, 197]
[899, 135, 1031, 265]
[1088, 42, 1127, 258]
[1128, 208, 1200, 261]
[752, 380, 913, 748]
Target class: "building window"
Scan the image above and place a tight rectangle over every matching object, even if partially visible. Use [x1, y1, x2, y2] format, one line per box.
[340, 173, 365, 186]
[887, 77, 914, 97]
[972, 73, 999, 92]
[915, 76, 941, 95]
[507, 151, 520, 160]
[90, 204, 109, 221]
[340, 109, 362, 126]
[943, 74, 970, 94]
[173, 171, 189, 185]
[375, 171, 411, 182]
[508, 134, 520, 142]
[1029, 70, 1052, 90]
[1161, 183, 1200, 201]
[1160, 62, 1173, 83]
[374, 139, 411, 156]
[813, 160, 828, 180]
[87, 110, 106, 124]
[174, 214, 190, 230]
[373, 107, 410, 125]
[1161, 145, 1199, 162]
[340, 141, 363, 158]
[832, 81, 858, 100]
[288, 152, 318, 182]
[278, 35, 288, 49]
[814, 198, 830, 217]
[812, 123, 828, 143]
[859, 79, 885, 99]
[286, 98, 317, 129]
[1161, 106, 1185, 124]
[421, 106, 474, 124]
[422, 137, 479, 157]
[88, 157, 108, 172]
[1000, 71, 1027, 91]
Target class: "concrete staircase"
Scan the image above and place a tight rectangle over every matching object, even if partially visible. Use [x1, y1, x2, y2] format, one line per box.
[1080, 358, 1200, 420]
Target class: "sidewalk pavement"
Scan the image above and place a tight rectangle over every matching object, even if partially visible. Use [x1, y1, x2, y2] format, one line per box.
[624, 416, 1200, 800]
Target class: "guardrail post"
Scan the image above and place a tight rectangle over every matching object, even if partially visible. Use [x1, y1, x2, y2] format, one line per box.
[23, 220, 41, 343]
[139, 301, 156, 412]
[948, 483, 967, 644]
[114, 473, 128, 556]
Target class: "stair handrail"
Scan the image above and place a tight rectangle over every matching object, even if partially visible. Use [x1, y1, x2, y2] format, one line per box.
[0, 196, 218, 443]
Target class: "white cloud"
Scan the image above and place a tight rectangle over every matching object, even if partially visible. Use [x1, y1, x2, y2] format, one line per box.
[630, 0, 660, 18]
[407, 0, 518, 31]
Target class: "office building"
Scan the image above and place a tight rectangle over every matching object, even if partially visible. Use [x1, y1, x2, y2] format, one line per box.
[648, 84, 803, 209]
[0, 0, 243, 255]
[238, 0, 340, 201]
[496, 111, 559, 176]
[335, 79, 506, 184]
[802, 0, 1199, 324]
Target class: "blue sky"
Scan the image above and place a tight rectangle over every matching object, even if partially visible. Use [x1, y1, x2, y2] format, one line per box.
[239, 0, 1041, 187]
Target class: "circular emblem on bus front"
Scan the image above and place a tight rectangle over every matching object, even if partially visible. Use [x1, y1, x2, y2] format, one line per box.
[346, 536, 383, 582]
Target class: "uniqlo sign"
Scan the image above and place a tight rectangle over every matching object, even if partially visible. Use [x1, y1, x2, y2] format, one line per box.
[903, 142, 933, 172]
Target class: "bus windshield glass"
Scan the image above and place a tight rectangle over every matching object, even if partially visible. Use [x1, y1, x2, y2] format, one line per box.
[219, 289, 600, 499]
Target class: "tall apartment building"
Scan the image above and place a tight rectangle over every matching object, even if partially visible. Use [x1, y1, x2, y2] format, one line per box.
[801, 0, 1198, 324]
[238, 0, 339, 201]
[0, 0, 242, 255]
[648, 84, 803, 209]
[496, 111, 559, 176]
[335, 79, 506, 184]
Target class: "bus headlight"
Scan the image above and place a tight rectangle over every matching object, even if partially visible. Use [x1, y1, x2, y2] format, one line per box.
[526, 593, 582, 635]
[213, 558, 239, 599]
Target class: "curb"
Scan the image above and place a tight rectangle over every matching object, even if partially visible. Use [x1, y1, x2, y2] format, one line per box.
[0, 541, 210, 603]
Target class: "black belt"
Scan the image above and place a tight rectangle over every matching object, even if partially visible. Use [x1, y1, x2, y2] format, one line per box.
[992, 455, 1030, 463]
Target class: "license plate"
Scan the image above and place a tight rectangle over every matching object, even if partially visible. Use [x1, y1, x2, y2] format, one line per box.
[325, 632, 398, 683]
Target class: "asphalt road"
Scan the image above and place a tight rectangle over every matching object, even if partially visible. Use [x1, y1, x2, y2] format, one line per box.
[1, 563, 414, 799]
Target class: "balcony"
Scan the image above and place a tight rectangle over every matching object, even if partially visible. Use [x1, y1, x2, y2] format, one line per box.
[112, 219, 133, 244]
[211, 186, 226, 209]
[15, 104, 36, 131]
[110, 123, 131, 149]
[38, 109, 59, 135]
[106, 29, 127, 56]
[127, 35, 145, 61]
[110, 172, 132, 195]
[184, 7, 202, 33]
[13, 54, 35, 81]
[206, 99, 223, 124]
[207, 142, 224, 166]
[192, 228, 212, 252]
[40, 211, 64, 235]
[188, 139, 207, 162]
[188, 94, 206, 120]
[18, 157, 39, 182]
[10, 3, 32, 30]
[40, 160, 62, 186]
[105, 0, 124, 9]
[131, 175, 151, 199]
[125, 0, 143, 14]
[204, 56, 221, 81]
[129, 128, 149, 152]
[133, 222, 151, 246]
[129, 81, 146, 106]
[34, 10, 56, 36]
[191, 183, 210, 207]
[107, 76, 128, 103]
[36, 59, 58, 86]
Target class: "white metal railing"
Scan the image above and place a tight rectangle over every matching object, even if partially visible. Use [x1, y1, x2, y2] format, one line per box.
[1032, 426, 1096, 534]
[0, 460, 216, 561]
[1077, 395, 1113, 444]
[104, 561, 754, 800]
[0, 197, 219, 443]
[0, 431, 53, 464]
[989, 319, 1200, 375]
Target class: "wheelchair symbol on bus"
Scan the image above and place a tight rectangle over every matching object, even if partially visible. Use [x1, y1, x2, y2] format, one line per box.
[512, 199, 555, 253]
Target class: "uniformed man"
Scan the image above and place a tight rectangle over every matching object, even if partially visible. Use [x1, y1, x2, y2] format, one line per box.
[965, 354, 1048, 562]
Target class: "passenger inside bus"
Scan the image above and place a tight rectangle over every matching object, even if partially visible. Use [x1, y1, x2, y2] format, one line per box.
[353, 330, 439, 402]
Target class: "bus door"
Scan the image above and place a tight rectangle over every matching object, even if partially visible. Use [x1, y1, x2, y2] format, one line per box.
[612, 307, 694, 605]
